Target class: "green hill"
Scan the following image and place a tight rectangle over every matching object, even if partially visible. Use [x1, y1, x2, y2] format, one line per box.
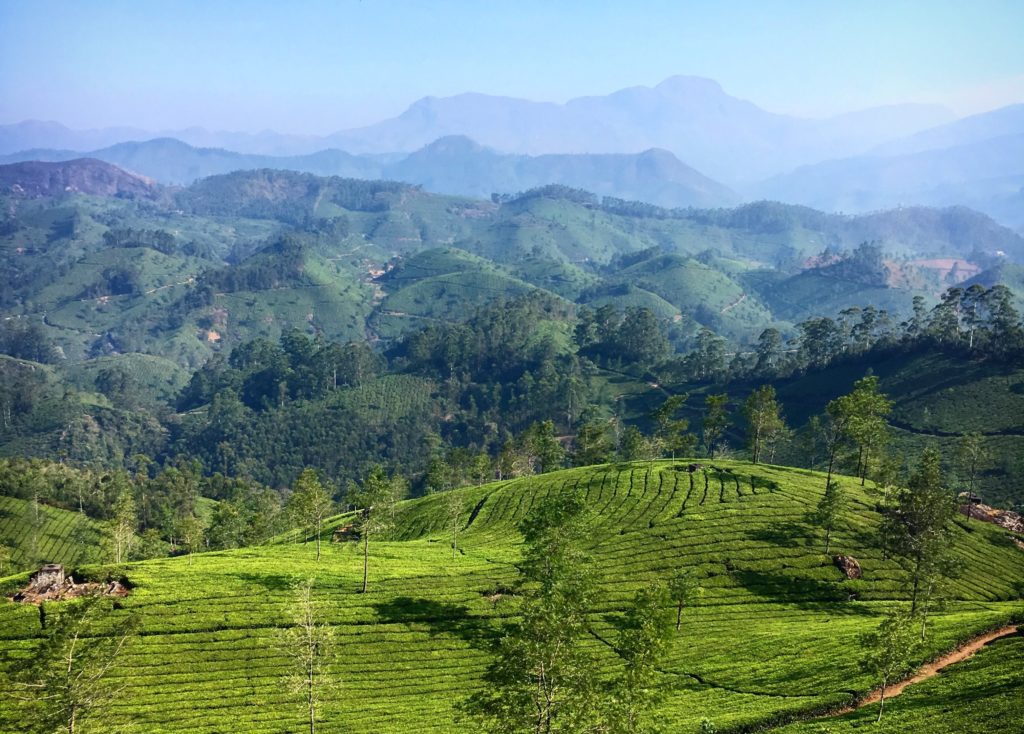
[0, 495, 105, 571]
[1, 461, 1021, 733]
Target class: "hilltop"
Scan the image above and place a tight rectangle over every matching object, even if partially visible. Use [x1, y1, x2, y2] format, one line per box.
[0, 460, 1021, 732]
[0, 158, 159, 199]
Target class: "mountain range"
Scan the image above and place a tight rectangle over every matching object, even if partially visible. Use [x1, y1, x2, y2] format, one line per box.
[1, 76, 1021, 227]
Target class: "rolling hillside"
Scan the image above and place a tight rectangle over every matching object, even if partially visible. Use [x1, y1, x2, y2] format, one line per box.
[1, 461, 1022, 733]
[0, 495, 105, 570]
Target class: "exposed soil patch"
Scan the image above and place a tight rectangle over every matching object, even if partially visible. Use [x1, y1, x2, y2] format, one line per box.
[10, 564, 131, 604]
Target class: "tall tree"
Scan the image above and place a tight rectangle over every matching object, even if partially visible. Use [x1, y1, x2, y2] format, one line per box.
[811, 480, 846, 555]
[445, 491, 463, 561]
[954, 433, 989, 499]
[742, 386, 785, 464]
[9, 595, 138, 734]
[351, 466, 402, 593]
[838, 376, 893, 485]
[176, 513, 205, 566]
[572, 420, 613, 467]
[276, 579, 334, 734]
[859, 609, 919, 723]
[881, 447, 958, 614]
[701, 394, 730, 459]
[464, 488, 602, 733]
[650, 394, 695, 460]
[107, 489, 136, 564]
[606, 583, 675, 734]
[668, 569, 702, 631]
[288, 468, 334, 561]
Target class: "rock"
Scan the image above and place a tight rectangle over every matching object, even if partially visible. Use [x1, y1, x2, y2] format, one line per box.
[834, 555, 862, 580]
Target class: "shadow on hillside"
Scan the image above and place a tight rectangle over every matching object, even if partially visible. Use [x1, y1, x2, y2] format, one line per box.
[230, 572, 297, 592]
[733, 568, 872, 613]
[745, 522, 809, 548]
[372, 596, 496, 648]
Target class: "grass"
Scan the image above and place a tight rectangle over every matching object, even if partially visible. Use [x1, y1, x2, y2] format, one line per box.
[1, 461, 1022, 733]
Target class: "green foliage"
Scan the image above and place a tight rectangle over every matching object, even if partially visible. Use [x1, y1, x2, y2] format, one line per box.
[858, 609, 920, 722]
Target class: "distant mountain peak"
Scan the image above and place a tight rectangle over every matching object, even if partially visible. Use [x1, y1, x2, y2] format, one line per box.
[0, 158, 159, 198]
[653, 75, 725, 96]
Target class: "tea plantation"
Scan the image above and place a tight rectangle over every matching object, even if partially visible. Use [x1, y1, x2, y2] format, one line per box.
[1, 460, 1023, 733]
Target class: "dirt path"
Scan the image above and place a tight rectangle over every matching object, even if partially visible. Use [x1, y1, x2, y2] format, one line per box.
[835, 625, 1019, 715]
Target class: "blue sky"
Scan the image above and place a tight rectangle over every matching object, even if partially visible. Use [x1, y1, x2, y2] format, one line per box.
[1, 0, 1022, 133]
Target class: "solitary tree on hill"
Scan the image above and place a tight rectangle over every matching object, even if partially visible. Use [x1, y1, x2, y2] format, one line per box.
[351, 466, 402, 593]
[811, 480, 846, 555]
[276, 578, 334, 734]
[881, 447, 957, 615]
[668, 568, 703, 631]
[859, 608, 919, 723]
[445, 491, 463, 561]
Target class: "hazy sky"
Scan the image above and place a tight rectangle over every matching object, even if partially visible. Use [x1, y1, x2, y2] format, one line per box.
[1, 0, 1022, 134]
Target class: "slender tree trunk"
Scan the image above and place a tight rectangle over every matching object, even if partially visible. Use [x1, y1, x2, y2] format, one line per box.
[910, 556, 921, 614]
[676, 601, 683, 631]
[361, 530, 369, 593]
[315, 518, 321, 562]
[307, 664, 315, 734]
[877, 676, 887, 722]
[824, 526, 832, 555]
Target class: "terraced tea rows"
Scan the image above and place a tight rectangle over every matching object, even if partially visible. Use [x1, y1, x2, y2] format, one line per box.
[0, 495, 104, 570]
[1, 461, 1022, 733]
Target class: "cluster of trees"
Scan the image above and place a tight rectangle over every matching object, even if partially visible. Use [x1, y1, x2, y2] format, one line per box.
[102, 227, 177, 255]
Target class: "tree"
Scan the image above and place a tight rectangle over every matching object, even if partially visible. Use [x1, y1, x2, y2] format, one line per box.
[572, 420, 613, 467]
[177, 513, 205, 566]
[351, 466, 402, 593]
[464, 488, 602, 733]
[0, 543, 12, 575]
[107, 490, 136, 564]
[650, 394, 695, 460]
[753, 328, 784, 375]
[859, 609, 919, 723]
[445, 491, 463, 560]
[881, 447, 958, 614]
[606, 583, 675, 734]
[523, 420, 565, 474]
[954, 433, 989, 499]
[701, 394, 730, 459]
[9, 594, 137, 734]
[668, 569, 702, 631]
[288, 468, 334, 561]
[835, 376, 893, 485]
[742, 386, 785, 464]
[276, 579, 334, 734]
[811, 480, 846, 555]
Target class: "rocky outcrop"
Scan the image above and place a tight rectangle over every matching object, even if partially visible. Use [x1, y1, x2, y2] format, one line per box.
[834, 555, 862, 580]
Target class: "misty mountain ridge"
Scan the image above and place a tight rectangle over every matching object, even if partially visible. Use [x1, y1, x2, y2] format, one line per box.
[0, 135, 740, 209]
[0, 75, 956, 183]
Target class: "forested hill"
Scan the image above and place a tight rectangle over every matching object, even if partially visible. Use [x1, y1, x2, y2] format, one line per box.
[1, 162, 1023, 508]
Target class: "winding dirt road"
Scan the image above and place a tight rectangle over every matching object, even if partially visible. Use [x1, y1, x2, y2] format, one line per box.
[836, 624, 1020, 715]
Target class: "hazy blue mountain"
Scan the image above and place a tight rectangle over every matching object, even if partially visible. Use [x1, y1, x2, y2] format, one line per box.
[3, 77, 954, 183]
[0, 120, 325, 158]
[752, 133, 1024, 230]
[326, 76, 953, 182]
[1, 135, 737, 208]
[869, 104, 1024, 156]
[0, 138, 385, 185]
[383, 136, 739, 207]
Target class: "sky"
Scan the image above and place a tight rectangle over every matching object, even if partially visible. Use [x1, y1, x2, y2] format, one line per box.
[1, 0, 1022, 134]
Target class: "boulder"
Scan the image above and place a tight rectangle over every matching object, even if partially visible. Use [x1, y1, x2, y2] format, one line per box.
[834, 555, 862, 580]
